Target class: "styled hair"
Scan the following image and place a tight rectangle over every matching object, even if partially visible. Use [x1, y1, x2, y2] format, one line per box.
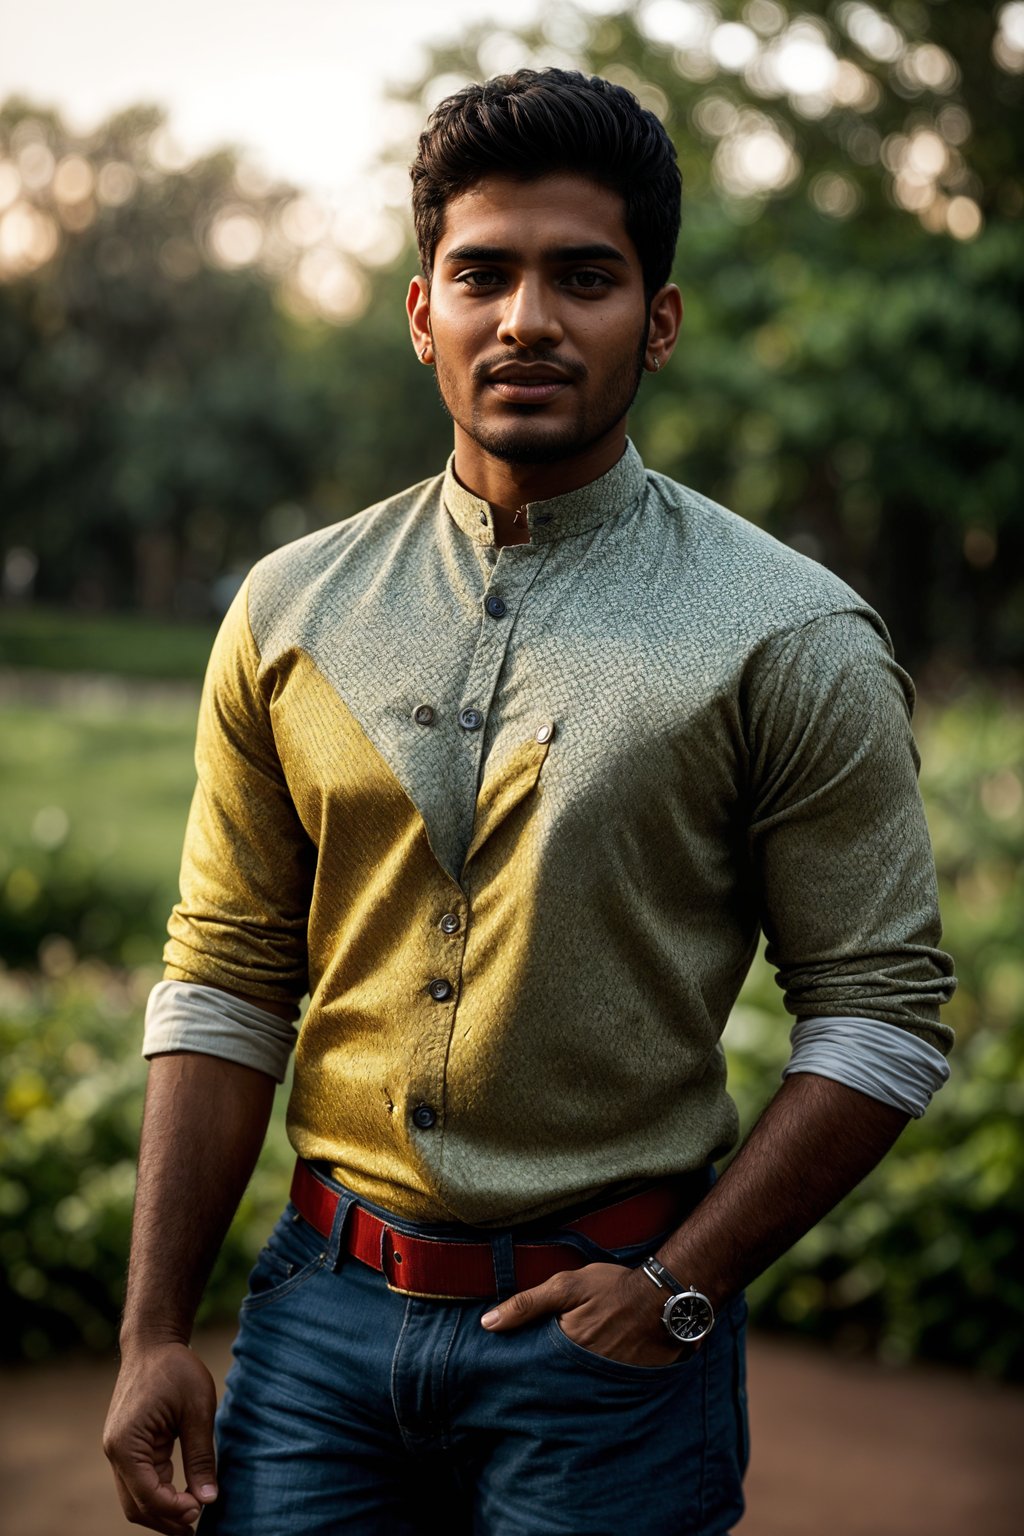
[410, 68, 682, 301]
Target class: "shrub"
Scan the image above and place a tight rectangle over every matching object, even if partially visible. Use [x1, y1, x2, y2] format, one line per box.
[0, 964, 293, 1360]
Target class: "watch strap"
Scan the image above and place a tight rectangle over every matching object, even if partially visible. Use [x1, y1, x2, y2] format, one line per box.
[640, 1255, 687, 1296]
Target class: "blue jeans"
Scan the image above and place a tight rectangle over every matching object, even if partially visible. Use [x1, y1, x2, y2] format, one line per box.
[201, 1171, 749, 1534]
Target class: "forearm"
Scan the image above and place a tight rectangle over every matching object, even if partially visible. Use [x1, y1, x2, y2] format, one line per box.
[651, 1072, 909, 1311]
[119, 1050, 276, 1350]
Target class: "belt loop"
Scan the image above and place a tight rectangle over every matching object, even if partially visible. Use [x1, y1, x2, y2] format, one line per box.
[324, 1189, 355, 1272]
[490, 1231, 517, 1301]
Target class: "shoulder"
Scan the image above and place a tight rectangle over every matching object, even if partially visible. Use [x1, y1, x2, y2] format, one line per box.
[244, 472, 444, 652]
[644, 468, 889, 649]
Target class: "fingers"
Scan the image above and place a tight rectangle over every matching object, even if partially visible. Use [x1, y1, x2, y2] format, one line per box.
[104, 1343, 218, 1531]
[112, 1460, 202, 1533]
[481, 1270, 582, 1331]
[107, 1420, 202, 1529]
[179, 1376, 219, 1507]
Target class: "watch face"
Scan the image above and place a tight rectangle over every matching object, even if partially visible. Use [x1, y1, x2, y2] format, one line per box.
[663, 1290, 714, 1344]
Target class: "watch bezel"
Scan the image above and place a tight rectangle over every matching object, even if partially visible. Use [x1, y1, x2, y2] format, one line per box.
[660, 1287, 715, 1345]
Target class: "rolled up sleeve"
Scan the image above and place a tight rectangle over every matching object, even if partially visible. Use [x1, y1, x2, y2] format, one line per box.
[745, 609, 956, 1055]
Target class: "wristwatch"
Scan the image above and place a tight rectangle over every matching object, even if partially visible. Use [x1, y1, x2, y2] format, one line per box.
[640, 1257, 715, 1346]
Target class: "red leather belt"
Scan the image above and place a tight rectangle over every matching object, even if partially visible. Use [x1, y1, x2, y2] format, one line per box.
[290, 1159, 705, 1300]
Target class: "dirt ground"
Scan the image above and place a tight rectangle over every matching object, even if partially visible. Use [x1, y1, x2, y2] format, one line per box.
[3, 1328, 1022, 1535]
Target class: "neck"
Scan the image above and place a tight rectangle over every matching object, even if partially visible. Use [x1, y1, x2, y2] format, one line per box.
[452, 424, 628, 548]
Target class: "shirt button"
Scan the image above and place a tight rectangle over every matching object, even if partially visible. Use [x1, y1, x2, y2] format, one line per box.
[439, 913, 460, 934]
[428, 978, 452, 1001]
[459, 707, 483, 731]
[535, 723, 554, 743]
[412, 1104, 437, 1130]
[412, 704, 434, 726]
[485, 594, 507, 619]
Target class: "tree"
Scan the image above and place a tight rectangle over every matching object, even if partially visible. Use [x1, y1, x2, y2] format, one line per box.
[2, 3, 1021, 670]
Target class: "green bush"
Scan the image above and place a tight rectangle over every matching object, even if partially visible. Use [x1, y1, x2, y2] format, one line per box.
[0, 843, 166, 969]
[0, 965, 293, 1361]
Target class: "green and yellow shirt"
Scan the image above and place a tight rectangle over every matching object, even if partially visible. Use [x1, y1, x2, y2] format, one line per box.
[145, 442, 954, 1225]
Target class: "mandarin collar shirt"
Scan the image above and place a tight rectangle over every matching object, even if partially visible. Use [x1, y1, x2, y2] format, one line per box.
[149, 442, 955, 1225]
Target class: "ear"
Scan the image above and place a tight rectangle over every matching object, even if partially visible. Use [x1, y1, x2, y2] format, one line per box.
[644, 283, 684, 373]
[407, 274, 433, 365]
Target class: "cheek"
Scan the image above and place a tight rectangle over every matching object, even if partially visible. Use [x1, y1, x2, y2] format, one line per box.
[428, 296, 484, 348]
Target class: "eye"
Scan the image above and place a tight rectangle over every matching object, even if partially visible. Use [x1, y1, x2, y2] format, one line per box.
[564, 269, 613, 291]
[455, 269, 504, 290]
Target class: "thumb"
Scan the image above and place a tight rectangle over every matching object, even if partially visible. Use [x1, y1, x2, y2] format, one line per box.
[180, 1384, 218, 1504]
[481, 1271, 580, 1332]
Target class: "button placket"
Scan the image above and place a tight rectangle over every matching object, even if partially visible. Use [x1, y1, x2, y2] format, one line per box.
[457, 544, 550, 782]
[412, 880, 468, 1148]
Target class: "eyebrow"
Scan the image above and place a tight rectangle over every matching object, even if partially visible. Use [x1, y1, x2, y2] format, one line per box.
[442, 243, 630, 266]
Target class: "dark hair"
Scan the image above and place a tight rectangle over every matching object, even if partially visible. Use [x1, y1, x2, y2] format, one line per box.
[410, 68, 682, 302]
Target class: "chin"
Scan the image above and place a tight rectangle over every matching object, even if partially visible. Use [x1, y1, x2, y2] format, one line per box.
[472, 419, 607, 467]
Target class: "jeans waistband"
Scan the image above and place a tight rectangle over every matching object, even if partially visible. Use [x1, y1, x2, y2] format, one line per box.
[293, 1160, 713, 1301]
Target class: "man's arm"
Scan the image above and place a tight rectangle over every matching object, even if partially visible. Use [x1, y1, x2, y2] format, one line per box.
[480, 1072, 909, 1363]
[103, 1049, 277, 1533]
[105, 579, 313, 1530]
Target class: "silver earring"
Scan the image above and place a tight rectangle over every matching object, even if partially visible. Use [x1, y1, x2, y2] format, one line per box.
[650, 355, 660, 372]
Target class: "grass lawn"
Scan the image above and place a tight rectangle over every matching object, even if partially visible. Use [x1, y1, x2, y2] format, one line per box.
[0, 685, 198, 916]
[0, 607, 216, 680]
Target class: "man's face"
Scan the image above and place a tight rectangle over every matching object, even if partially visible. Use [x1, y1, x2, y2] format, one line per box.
[409, 173, 653, 468]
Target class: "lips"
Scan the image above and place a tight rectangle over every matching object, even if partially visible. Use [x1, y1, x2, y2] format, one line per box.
[485, 365, 574, 404]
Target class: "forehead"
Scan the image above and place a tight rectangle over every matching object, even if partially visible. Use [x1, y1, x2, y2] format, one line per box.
[434, 172, 638, 264]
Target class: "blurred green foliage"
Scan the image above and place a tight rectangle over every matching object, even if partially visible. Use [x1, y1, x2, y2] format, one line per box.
[0, 606, 213, 678]
[0, 964, 294, 1361]
[0, 685, 1021, 1376]
[0, 681, 197, 905]
[1, 1, 1022, 671]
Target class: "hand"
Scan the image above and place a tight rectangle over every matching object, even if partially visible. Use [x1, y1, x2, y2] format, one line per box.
[480, 1261, 687, 1367]
[103, 1340, 219, 1532]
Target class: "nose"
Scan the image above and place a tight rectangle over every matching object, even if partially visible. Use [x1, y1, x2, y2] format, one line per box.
[496, 276, 564, 350]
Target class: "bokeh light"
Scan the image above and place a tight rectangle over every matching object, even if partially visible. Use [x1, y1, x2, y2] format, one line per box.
[52, 155, 94, 204]
[710, 22, 759, 72]
[994, 2, 1024, 72]
[208, 209, 264, 268]
[714, 113, 799, 197]
[840, 3, 904, 65]
[95, 161, 138, 206]
[640, 0, 716, 51]
[0, 201, 60, 275]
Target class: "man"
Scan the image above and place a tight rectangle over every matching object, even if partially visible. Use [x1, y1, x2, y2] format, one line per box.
[103, 70, 955, 1535]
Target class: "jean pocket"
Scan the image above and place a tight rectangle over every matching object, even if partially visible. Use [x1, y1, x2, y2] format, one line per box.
[545, 1316, 703, 1385]
[240, 1202, 328, 1313]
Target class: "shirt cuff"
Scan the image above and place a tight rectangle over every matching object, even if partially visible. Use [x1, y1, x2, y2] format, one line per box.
[781, 1015, 950, 1118]
[143, 980, 298, 1083]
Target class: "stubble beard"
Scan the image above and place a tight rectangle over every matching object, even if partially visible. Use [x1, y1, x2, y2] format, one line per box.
[431, 331, 649, 467]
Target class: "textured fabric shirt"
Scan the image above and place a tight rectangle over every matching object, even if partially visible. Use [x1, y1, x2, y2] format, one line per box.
[156, 441, 955, 1225]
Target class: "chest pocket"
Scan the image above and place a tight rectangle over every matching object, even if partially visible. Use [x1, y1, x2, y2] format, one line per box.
[462, 723, 555, 873]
